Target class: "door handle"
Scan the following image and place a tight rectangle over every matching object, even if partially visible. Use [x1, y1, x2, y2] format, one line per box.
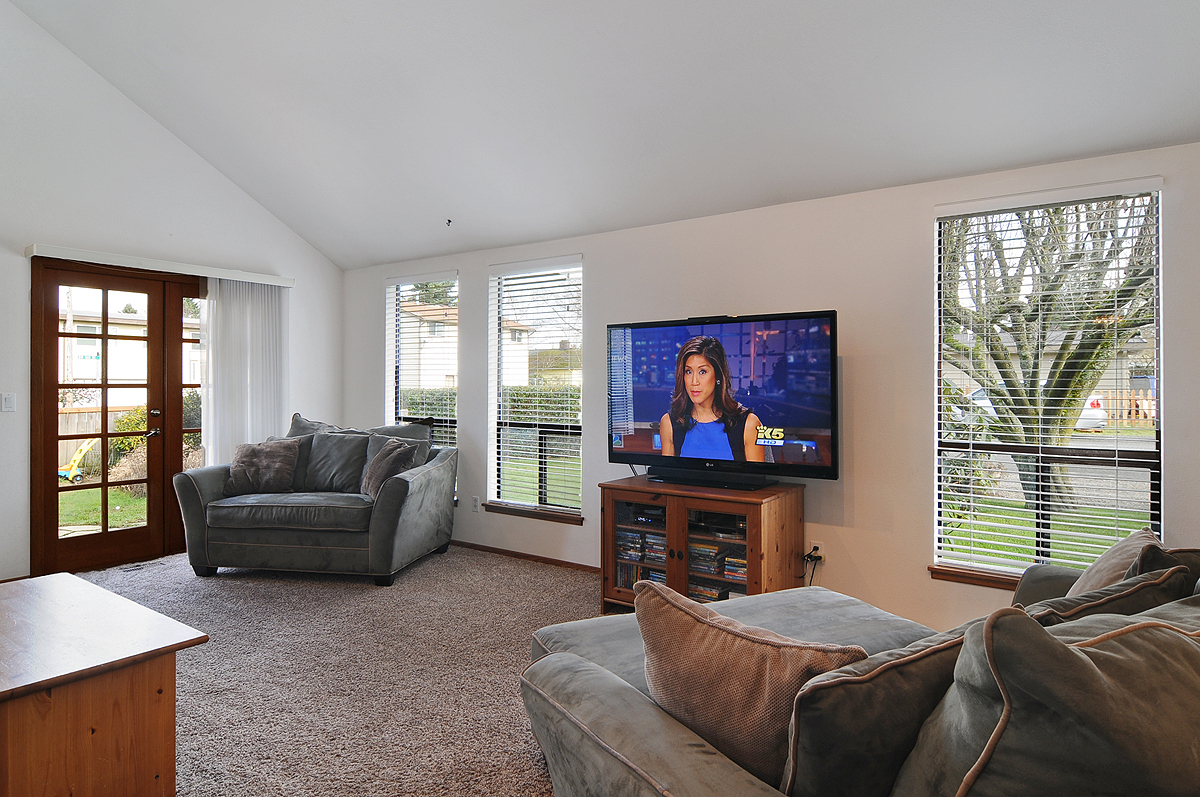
[143, 428, 162, 438]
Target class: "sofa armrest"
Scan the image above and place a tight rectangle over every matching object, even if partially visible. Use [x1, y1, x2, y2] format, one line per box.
[172, 465, 231, 569]
[521, 652, 784, 797]
[368, 447, 458, 575]
[1012, 563, 1082, 606]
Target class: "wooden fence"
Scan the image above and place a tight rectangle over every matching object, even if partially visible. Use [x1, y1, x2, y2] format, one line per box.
[1095, 389, 1157, 428]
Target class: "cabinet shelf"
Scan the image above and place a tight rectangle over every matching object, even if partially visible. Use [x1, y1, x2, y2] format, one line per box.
[600, 476, 804, 613]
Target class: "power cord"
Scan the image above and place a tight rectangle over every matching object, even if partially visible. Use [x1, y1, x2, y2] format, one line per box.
[801, 544, 823, 583]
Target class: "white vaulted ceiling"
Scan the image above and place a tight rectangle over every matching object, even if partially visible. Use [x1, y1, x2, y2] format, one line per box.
[11, 0, 1200, 269]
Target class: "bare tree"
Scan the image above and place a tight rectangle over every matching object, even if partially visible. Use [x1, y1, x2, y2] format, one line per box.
[940, 195, 1157, 511]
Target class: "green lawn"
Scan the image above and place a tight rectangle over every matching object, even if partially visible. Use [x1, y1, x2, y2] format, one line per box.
[940, 497, 1150, 569]
[58, 487, 147, 531]
[498, 457, 582, 509]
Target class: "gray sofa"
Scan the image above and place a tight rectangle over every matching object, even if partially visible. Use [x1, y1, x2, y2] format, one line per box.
[521, 555, 1200, 796]
[173, 416, 458, 586]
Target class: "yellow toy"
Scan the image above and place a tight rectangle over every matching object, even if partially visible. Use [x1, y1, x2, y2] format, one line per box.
[58, 438, 99, 483]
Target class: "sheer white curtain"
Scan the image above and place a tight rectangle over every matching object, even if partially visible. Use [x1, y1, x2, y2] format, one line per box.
[201, 278, 289, 464]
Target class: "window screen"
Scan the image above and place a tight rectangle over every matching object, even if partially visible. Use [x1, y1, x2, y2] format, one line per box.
[386, 278, 458, 447]
[488, 261, 583, 513]
[936, 193, 1160, 573]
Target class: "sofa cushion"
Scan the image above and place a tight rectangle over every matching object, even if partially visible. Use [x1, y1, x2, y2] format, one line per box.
[287, 412, 339, 436]
[781, 619, 978, 797]
[633, 581, 867, 788]
[362, 432, 430, 488]
[268, 433, 313, 491]
[1023, 566, 1191, 626]
[362, 439, 421, 500]
[1065, 526, 1159, 596]
[207, 492, 375, 532]
[531, 586, 937, 698]
[1126, 545, 1200, 595]
[304, 432, 370, 493]
[223, 438, 302, 496]
[891, 604, 1200, 797]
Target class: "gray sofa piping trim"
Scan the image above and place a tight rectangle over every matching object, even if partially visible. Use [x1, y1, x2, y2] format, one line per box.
[520, 663, 672, 797]
[206, 540, 368, 552]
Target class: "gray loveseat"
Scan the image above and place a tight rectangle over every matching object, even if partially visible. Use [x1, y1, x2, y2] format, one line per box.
[173, 415, 457, 586]
[522, 548, 1200, 796]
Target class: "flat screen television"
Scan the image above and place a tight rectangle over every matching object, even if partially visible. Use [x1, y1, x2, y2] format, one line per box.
[607, 311, 838, 488]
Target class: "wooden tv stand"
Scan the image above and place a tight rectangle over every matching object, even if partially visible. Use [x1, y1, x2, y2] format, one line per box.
[600, 475, 804, 612]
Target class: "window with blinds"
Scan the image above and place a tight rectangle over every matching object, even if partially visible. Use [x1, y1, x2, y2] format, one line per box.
[936, 193, 1160, 574]
[386, 277, 458, 447]
[488, 260, 583, 513]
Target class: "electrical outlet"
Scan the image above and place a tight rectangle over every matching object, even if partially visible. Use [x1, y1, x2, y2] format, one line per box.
[807, 540, 825, 562]
[471, 496, 481, 512]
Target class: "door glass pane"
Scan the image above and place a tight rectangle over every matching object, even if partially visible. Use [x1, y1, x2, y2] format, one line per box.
[108, 436, 147, 482]
[107, 338, 148, 382]
[183, 387, 203, 465]
[59, 285, 103, 323]
[56, 437, 101, 484]
[108, 388, 147, 432]
[108, 486, 147, 530]
[182, 339, 205, 384]
[58, 388, 101, 435]
[59, 488, 102, 538]
[59, 338, 102, 384]
[108, 291, 148, 335]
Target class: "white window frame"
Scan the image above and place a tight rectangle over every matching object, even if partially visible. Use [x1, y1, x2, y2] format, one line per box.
[385, 271, 459, 448]
[487, 255, 583, 519]
[934, 179, 1163, 578]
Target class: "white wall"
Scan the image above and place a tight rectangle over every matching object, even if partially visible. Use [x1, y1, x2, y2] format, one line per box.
[0, 1, 344, 580]
[344, 142, 1200, 632]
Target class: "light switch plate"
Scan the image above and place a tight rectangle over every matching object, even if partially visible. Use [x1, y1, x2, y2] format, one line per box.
[1, 394, 14, 412]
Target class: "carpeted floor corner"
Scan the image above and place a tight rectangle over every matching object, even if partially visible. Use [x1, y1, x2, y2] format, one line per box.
[80, 546, 600, 796]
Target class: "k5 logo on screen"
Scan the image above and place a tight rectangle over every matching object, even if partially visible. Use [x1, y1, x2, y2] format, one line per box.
[756, 426, 784, 446]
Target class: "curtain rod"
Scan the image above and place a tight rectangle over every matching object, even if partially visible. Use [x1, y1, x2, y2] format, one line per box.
[25, 244, 296, 288]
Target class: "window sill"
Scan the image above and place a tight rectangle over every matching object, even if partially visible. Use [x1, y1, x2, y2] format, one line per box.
[928, 563, 1020, 591]
[483, 502, 584, 526]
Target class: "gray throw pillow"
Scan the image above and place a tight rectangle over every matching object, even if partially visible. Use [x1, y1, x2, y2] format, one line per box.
[1126, 545, 1200, 595]
[223, 438, 302, 496]
[891, 605, 1200, 796]
[361, 439, 420, 499]
[1024, 566, 1191, 626]
[268, 433, 313, 491]
[286, 412, 337, 437]
[1064, 526, 1159, 596]
[361, 431, 431, 487]
[781, 620, 976, 797]
[304, 432, 370, 493]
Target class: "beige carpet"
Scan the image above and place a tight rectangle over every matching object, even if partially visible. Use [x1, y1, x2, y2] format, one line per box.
[80, 546, 600, 796]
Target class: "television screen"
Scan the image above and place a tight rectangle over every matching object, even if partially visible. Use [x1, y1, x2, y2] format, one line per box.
[608, 311, 838, 485]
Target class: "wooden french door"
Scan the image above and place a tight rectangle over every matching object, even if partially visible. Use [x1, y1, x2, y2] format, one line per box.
[30, 257, 203, 575]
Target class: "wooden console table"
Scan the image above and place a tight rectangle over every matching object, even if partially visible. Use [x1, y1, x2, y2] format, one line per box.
[0, 572, 208, 796]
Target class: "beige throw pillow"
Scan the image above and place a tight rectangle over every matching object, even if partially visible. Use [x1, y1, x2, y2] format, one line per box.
[633, 581, 867, 786]
[1065, 527, 1160, 596]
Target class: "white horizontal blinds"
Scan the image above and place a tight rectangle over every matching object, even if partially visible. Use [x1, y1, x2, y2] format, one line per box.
[936, 193, 1160, 573]
[387, 279, 458, 447]
[489, 264, 583, 512]
[608, 327, 634, 437]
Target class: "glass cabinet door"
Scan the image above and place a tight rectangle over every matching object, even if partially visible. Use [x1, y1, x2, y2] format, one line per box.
[612, 500, 668, 590]
[685, 508, 749, 602]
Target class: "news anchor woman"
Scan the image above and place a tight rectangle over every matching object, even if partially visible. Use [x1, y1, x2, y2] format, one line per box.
[659, 336, 765, 462]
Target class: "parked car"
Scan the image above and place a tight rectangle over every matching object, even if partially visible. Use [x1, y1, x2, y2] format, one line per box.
[953, 388, 1108, 431]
